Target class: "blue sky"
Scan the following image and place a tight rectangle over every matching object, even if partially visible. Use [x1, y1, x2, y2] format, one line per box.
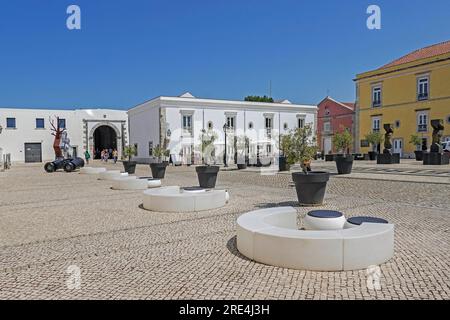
[0, 0, 449, 109]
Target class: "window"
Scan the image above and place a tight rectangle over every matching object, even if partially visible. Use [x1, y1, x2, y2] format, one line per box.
[417, 77, 429, 101]
[372, 117, 381, 132]
[6, 118, 16, 128]
[226, 116, 235, 129]
[418, 113, 428, 132]
[148, 141, 153, 156]
[323, 122, 331, 133]
[58, 118, 66, 129]
[283, 123, 288, 130]
[182, 115, 192, 134]
[36, 118, 45, 129]
[372, 86, 382, 107]
[248, 122, 254, 130]
[265, 117, 273, 129]
[298, 118, 305, 129]
[207, 121, 213, 130]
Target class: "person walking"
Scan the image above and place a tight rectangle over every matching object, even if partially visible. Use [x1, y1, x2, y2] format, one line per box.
[112, 149, 118, 164]
[84, 150, 91, 165]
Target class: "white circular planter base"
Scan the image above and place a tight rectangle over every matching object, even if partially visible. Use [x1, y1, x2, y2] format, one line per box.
[111, 176, 162, 190]
[80, 167, 107, 175]
[98, 170, 129, 181]
[237, 207, 394, 271]
[142, 186, 229, 212]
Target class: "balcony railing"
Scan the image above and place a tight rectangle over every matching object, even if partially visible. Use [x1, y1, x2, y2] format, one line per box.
[418, 124, 428, 132]
[418, 93, 429, 101]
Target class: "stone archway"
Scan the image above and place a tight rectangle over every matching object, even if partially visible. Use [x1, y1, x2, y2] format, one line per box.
[89, 123, 122, 160]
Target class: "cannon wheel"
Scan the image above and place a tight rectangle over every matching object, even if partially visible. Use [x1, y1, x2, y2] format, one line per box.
[63, 162, 75, 173]
[44, 162, 56, 173]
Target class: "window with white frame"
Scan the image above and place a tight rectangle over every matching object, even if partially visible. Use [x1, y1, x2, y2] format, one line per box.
[372, 117, 381, 132]
[226, 116, 235, 129]
[417, 76, 429, 100]
[182, 114, 193, 135]
[372, 86, 382, 107]
[417, 113, 428, 132]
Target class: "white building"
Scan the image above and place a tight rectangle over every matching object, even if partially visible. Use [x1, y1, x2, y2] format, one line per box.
[128, 93, 317, 165]
[0, 108, 128, 162]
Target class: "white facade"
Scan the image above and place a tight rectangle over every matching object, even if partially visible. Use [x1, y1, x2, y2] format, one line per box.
[0, 108, 128, 162]
[128, 93, 317, 165]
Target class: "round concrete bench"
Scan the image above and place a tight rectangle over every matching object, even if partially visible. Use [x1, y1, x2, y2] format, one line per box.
[304, 210, 346, 230]
[142, 186, 229, 212]
[345, 216, 389, 229]
[237, 207, 394, 271]
[80, 167, 107, 175]
[98, 170, 129, 181]
[111, 176, 161, 190]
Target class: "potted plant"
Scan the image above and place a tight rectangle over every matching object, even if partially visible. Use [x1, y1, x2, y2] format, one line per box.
[365, 132, 383, 160]
[289, 125, 329, 206]
[409, 134, 424, 161]
[197, 129, 220, 188]
[150, 139, 170, 179]
[122, 145, 137, 174]
[279, 134, 294, 172]
[234, 135, 249, 170]
[333, 128, 354, 175]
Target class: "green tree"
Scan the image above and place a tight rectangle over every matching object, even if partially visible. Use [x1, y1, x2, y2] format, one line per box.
[333, 128, 353, 155]
[364, 132, 383, 152]
[285, 125, 318, 174]
[409, 134, 422, 151]
[244, 95, 274, 103]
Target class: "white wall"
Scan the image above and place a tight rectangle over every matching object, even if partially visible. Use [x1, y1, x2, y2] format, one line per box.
[0, 108, 128, 162]
[128, 96, 317, 165]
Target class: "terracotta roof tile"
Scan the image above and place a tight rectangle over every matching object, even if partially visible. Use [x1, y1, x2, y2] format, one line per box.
[380, 40, 450, 69]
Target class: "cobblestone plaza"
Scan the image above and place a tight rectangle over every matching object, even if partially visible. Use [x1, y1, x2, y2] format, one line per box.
[0, 161, 449, 300]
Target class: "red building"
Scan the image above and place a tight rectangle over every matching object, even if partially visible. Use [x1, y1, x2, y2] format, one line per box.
[317, 96, 355, 154]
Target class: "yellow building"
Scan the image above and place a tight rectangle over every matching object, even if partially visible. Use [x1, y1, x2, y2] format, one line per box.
[355, 40, 450, 157]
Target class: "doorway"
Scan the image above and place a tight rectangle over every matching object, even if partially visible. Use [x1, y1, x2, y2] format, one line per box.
[24, 143, 42, 163]
[393, 139, 403, 157]
[93, 126, 117, 159]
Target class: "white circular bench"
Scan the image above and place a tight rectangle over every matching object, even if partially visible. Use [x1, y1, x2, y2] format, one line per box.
[142, 186, 229, 212]
[237, 207, 394, 271]
[111, 176, 161, 190]
[98, 170, 129, 181]
[80, 167, 107, 174]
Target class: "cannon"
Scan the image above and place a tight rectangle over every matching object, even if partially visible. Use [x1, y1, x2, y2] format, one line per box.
[63, 157, 85, 173]
[44, 159, 70, 173]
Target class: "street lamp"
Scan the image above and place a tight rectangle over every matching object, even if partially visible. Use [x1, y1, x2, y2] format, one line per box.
[223, 123, 228, 167]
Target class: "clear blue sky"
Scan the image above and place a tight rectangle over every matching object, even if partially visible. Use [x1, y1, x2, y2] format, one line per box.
[0, 0, 449, 109]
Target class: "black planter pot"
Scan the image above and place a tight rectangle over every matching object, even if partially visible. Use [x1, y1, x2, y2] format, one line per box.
[368, 151, 378, 161]
[150, 162, 168, 179]
[414, 151, 424, 161]
[335, 155, 354, 175]
[237, 163, 247, 170]
[196, 165, 220, 188]
[122, 160, 137, 174]
[278, 156, 291, 172]
[292, 171, 329, 206]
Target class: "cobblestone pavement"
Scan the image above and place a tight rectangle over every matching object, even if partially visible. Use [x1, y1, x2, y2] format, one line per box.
[0, 162, 449, 300]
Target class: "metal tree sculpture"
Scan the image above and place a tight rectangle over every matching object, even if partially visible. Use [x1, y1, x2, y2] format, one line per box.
[49, 116, 66, 160]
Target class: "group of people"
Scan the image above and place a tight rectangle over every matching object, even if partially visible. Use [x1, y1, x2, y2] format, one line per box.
[84, 148, 119, 164]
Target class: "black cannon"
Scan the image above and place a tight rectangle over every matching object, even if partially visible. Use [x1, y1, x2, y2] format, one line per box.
[63, 157, 85, 173]
[44, 159, 69, 173]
